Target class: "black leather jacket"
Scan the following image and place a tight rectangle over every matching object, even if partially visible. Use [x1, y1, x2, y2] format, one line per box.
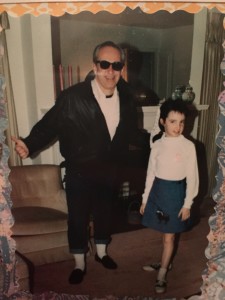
[23, 78, 149, 174]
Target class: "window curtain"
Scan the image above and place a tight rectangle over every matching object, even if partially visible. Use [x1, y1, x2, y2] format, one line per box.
[0, 12, 21, 167]
[197, 12, 225, 196]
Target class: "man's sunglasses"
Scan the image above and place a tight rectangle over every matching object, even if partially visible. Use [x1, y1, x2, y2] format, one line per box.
[96, 60, 124, 71]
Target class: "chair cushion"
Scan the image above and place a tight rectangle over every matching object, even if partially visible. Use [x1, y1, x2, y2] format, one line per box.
[9, 165, 68, 213]
[12, 206, 68, 235]
[14, 231, 69, 254]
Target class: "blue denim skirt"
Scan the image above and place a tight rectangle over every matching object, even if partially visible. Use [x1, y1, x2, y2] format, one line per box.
[142, 177, 192, 233]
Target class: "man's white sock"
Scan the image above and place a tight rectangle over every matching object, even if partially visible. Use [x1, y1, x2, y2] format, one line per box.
[73, 254, 85, 270]
[96, 244, 107, 259]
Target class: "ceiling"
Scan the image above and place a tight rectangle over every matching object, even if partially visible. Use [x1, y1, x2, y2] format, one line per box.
[61, 7, 194, 29]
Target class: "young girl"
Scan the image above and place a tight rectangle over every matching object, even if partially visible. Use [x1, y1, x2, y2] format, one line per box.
[140, 99, 199, 294]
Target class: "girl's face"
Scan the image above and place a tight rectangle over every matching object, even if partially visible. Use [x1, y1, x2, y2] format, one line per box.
[160, 111, 185, 137]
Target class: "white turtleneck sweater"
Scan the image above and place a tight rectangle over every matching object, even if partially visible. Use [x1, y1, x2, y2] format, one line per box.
[142, 134, 199, 209]
[91, 79, 119, 140]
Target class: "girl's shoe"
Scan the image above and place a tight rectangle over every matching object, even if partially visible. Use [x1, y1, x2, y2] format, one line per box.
[142, 262, 161, 271]
[142, 262, 172, 272]
[155, 279, 167, 293]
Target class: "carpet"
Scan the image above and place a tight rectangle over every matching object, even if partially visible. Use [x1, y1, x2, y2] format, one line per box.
[33, 217, 209, 300]
[33, 293, 178, 300]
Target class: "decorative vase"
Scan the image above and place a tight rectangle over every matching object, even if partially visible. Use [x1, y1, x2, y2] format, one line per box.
[182, 84, 195, 103]
[172, 85, 185, 100]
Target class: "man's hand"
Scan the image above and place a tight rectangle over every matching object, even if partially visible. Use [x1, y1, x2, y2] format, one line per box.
[11, 136, 29, 159]
[178, 207, 190, 221]
[140, 203, 146, 215]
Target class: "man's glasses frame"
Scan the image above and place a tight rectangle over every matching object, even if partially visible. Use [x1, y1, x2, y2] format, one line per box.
[96, 60, 124, 71]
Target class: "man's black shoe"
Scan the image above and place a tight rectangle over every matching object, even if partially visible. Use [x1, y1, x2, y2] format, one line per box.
[95, 254, 118, 269]
[69, 268, 85, 284]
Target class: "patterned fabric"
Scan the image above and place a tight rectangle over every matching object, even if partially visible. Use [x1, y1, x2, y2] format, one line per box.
[0, 71, 18, 296]
[198, 98, 225, 299]
[32, 294, 175, 300]
[0, 2, 225, 17]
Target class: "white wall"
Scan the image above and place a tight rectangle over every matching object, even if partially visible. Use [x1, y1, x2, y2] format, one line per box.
[60, 20, 161, 83]
[59, 19, 193, 99]
[6, 14, 56, 165]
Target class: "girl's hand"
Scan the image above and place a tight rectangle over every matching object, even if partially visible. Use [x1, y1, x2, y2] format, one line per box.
[140, 203, 146, 215]
[178, 207, 190, 221]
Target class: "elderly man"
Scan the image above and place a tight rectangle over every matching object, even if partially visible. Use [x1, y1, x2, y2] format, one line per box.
[12, 41, 149, 284]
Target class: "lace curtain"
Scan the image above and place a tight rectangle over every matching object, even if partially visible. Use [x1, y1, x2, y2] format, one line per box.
[197, 11, 225, 195]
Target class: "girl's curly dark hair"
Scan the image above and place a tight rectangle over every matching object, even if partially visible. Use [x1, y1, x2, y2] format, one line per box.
[159, 98, 189, 132]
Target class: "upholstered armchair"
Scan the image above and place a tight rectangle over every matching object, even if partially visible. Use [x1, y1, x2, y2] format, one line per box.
[9, 164, 73, 266]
